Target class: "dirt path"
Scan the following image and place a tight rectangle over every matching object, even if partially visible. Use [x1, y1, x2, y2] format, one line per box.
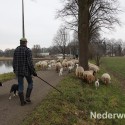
[0, 70, 65, 125]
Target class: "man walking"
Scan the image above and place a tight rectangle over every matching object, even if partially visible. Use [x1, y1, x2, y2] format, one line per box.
[13, 38, 37, 106]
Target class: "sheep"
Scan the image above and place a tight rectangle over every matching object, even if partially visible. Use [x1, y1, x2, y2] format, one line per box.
[68, 65, 74, 73]
[40, 61, 48, 70]
[35, 61, 48, 70]
[48, 64, 52, 70]
[89, 63, 100, 72]
[35, 61, 42, 68]
[57, 58, 63, 63]
[62, 61, 68, 69]
[95, 79, 99, 89]
[50, 60, 56, 64]
[51, 62, 56, 69]
[67, 60, 74, 67]
[75, 64, 84, 78]
[82, 70, 96, 84]
[72, 59, 79, 64]
[83, 70, 96, 77]
[101, 73, 111, 84]
[63, 59, 67, 62]
[59, 67, 63, 76]
[86, 74, 95, 84]
[83, 70, 94, 76]
[55, 62, 62, 73]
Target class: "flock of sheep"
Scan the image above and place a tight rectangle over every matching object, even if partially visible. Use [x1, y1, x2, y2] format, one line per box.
[35, 58, 111, 89]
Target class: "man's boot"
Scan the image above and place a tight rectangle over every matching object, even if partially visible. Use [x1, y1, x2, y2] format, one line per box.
[26, 88, 32, 103]
[18, 92, 26, 106]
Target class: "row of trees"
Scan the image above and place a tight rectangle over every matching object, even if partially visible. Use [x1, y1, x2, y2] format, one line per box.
[52, 28, 124, 65]
[0, 37, 124, 60]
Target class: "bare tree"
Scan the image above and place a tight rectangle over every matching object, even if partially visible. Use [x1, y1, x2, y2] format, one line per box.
[47, 46, 60, 55]
[4, 49, 15, 57]
[105, 38, 123, 56]
[90, 39, 106, 66]
[89, 0, 121, 41]
[58, 0, 120, 37]
[68, 31, 79, 57]
[57, 0, 121, 69]
[57, 0, 78, 32]
[0, 50, 4, 57]
[32, 45, 41, 58]
[53, 27, 69, 59]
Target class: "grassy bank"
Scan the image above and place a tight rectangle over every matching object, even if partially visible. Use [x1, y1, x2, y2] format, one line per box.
[101, 57, 125, 79]
[0, 72, 16, 82]
[20, 57, 125, 125]
[0, 57, 13, 61]
[0, 57, 53, 61]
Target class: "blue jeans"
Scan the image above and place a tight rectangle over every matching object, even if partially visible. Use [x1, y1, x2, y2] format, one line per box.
[18, 75, 33, 93]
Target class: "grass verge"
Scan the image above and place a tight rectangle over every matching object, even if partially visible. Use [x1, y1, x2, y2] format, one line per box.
[0, 67, 40, 83]
[101, 57, 125, 79]
[20, 65, 125, 125]
[0, 72, 16, 82]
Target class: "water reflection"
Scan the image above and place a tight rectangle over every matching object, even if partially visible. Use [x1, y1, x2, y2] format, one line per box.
[0, 61, 13, 74]
[0, 61, 12, 67]
[0, 60, 38, 74]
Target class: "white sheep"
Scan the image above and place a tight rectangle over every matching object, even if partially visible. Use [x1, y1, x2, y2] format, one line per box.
[63, 59, 67, 62]
[57, 58, 63, 63]
[48, 64, 52, 70]
[89, 63, 100, 72]
[35, 61, 42, 68]
[95, 79, 99, 89]
[59, 67, 63, 76]
[68, 65, 74, 73]
[101, 73, 111, 84]
[51, 62, 56, 69]
[83, 70, 94, 76]
[75, 64, 84, 78]
[40, 61, 48, 70]
[35, 61, 48, 70]
[62, 61, 68, 69]
[67, 60, 74, 67]
[50, 60, 56, 64]
[72, 59, 79, 64]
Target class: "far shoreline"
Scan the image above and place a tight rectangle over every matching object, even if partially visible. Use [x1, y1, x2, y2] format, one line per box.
[0, 57, 54, 61]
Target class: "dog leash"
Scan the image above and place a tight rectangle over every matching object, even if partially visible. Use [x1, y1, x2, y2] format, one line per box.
[37, 76, 63, 94]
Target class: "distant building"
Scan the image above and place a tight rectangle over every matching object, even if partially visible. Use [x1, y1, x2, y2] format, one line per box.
[55, 54, 63, 59]
[37, 53, 49, 57]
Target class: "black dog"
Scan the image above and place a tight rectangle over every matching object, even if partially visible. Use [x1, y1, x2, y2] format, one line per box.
[0, 82, 2, 87]
[9, 84, 18, 100]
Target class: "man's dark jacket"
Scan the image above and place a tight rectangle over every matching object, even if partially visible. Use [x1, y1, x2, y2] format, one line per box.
[13, 45, 35, 76]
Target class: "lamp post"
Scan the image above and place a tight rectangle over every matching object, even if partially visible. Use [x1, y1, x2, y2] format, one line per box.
[22, 0, 25, 38]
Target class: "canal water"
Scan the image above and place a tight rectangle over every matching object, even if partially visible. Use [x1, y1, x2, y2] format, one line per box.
[0, 60, 38, 74]
[0, 60, 13, 74]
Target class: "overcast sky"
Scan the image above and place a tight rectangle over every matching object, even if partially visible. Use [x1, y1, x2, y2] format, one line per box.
[0, 0, 125, 51]
[0, 0, 62, 51]
[102, 0, 125, 41]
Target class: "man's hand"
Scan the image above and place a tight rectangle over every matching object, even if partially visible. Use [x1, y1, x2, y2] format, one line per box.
[33, 71, 37, 76]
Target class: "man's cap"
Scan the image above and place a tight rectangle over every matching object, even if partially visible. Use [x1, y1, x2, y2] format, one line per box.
[20, 38, 27, 42]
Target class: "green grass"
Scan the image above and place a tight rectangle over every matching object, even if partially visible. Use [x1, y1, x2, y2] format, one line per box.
[0, 67, 41, 83]
[0, 72, 16, 82]
[101, 57, 125, 79]
[20, 57, 125, 125]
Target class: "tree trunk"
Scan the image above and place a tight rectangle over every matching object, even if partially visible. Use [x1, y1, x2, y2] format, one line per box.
[78, 0, 89, 70]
